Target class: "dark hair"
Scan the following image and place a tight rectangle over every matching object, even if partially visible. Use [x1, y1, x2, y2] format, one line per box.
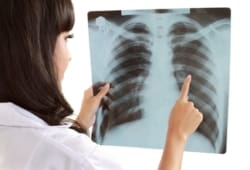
[0, 0, 75, 125]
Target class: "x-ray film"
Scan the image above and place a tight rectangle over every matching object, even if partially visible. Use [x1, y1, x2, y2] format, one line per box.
[87, 8, 230, 153]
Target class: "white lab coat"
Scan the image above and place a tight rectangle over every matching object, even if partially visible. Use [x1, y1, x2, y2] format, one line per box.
[0, 102, 124, 170]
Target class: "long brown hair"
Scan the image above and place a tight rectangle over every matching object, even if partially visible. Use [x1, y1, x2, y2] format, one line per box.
[0, 0, 75, 125]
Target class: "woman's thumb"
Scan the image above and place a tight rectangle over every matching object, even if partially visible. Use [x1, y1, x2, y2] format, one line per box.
[96, 83, 110, 101]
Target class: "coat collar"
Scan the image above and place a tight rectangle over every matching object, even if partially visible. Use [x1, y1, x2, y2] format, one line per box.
[0, 102, 48, 128]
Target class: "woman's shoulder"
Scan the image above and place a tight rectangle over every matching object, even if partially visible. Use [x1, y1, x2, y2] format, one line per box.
[0, 102, 96, 168]
[0, 102, 97, 156]
[0, 102, 124, 169]
[0, 102, 48, 128]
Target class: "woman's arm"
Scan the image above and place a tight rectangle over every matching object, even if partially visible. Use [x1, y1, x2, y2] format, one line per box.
[159, 130, 186, 170]
[159, 75, 203, 170]
[75, 83, 110, 130]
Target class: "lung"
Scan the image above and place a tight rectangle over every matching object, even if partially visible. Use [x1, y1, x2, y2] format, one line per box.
[168, 19, 219, 149]
[92, 22, 153, 142]
[88, 8, 230, 153]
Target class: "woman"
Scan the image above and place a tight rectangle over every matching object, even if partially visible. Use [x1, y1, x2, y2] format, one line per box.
[0, 0, 203, 170]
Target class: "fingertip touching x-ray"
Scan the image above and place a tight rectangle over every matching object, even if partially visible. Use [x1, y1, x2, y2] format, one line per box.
[87, 8, 230, 154]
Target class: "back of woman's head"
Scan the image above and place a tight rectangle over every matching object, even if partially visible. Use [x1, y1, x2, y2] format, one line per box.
[0, 0, 75, 125]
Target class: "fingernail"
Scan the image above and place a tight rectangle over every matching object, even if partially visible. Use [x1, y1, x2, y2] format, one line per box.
[187, 74, 191, 80]
[104, 83, 109, 88]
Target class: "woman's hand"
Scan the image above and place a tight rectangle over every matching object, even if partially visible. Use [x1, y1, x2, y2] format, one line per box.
[168, 74, 203, 141]
[76, 83, 110, 129]
[159, 75, 203, 170]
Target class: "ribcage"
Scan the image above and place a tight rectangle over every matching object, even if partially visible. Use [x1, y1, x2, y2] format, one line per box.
[168, 21, 219, 148]
[88, 9, 230, 153]
[92, 22, 153, 142]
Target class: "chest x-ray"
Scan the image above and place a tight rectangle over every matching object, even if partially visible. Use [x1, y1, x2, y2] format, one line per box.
[87, 8, 230, 153]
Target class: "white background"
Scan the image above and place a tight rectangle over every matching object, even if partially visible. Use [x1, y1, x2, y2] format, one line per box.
[62, 0, 250, 169]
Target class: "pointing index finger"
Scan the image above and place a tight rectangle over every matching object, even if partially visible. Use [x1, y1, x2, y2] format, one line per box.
[179, 74, 192, 101]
